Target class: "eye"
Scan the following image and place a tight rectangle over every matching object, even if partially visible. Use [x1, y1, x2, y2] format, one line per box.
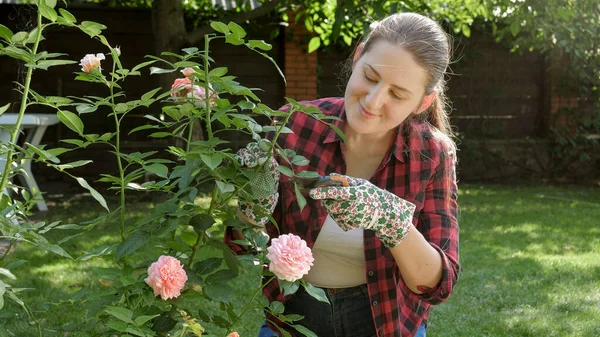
[363, 71, 377, 83]
[390, 91, 405, 100]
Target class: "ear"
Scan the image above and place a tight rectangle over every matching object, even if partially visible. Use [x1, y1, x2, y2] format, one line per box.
[352, 43, 364, 65]
[415, 91, 436, 114]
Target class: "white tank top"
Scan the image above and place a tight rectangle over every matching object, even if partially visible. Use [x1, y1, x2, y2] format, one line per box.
[303, 215, 367, 288]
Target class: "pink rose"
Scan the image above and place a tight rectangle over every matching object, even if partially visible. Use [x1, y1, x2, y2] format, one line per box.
[79, 53, 105, 73]
[145, 255, 188, 300]
[227, 333, 240, 337]
[170, 77, 217, 108]
[181, 67, 195, 77]
[266, 234, 314, 282]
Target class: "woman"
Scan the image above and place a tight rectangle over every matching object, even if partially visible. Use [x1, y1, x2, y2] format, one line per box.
[227, 12, 460, 337]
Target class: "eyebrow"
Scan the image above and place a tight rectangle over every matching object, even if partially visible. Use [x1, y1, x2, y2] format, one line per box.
[365, 63, 413, 96]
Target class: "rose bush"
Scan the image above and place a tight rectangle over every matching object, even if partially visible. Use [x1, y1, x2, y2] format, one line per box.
[0, 1, 342, 336]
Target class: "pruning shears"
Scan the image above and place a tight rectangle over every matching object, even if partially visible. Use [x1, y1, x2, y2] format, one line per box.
[293, 174, 351, 195]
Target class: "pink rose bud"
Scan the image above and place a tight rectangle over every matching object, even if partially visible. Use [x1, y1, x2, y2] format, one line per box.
[170, 78, 193, 103]
[79, 53, 106, 73]
[266, 234, 314, 282]
[145, 255, 188, 300]
[181, 67, 195, 77]
[170, 78, 218, 107]
[227, 333, 240, 337]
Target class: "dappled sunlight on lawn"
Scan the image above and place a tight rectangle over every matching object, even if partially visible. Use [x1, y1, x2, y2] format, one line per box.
[427, 184, 600, 337]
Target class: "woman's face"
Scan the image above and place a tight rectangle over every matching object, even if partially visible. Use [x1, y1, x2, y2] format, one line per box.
[344, 40, 433, 137]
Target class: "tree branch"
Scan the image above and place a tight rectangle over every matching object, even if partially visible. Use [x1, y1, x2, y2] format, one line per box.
[186, 0, 283, 46]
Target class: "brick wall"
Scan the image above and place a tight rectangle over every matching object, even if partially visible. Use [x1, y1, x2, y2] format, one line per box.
[284, 14, 318, 101]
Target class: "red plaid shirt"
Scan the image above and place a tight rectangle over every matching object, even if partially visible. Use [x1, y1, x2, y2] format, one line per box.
[225, 97, 460, 337]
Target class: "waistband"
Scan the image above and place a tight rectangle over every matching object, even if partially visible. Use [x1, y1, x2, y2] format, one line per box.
[315, 283, 369, 300]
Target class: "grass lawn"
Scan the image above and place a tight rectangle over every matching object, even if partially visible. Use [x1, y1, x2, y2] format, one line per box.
[1, 183, 599, 336]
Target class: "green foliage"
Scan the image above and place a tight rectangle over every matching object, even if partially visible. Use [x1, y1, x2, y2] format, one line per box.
[0, 3, 342, 336]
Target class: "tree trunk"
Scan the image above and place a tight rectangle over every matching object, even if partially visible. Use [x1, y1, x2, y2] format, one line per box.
[151, 0, 204, 144]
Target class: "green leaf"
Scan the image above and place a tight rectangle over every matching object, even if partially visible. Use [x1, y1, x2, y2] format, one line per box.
[58, 110, 84, 135]
[303, 282, 329, 304]
[291, 324, 318, 337]
[131, 60, 157, 73]
[58, 8, 76, 24]
[129, 124, 158, 135]
[134, 314, 159, 326]
[116, 232, 150, 261]
[225, 34, 244, 45]
[106, 320, 128, 332]
[278, 165, 294, 177]
[0, 45, 34, 63]
[461, 24, 471, 38]
[105, 306, 134, 324]
[215, 180, 235, 193]
[75, 177, 109, 211]
[141, 87, 162, 101]
[182, 47, 198, 54]
[38, 242, 72, 259]
[308, 36, 321, 53]
[210, 21, 230, 34]
[294, 183, 307, 211]
[0, 268, 16, 280]
[149, 132, 172, 138]
[205, 269, 237, 284]
[79, 21, 107, 38]
[45, 0, 58, 8]
[194, 257, 222, 275]
[143, 163, 168, 178]
[510, 20, 520, 37]
[26, 142, 60, 163]
[11, 31, 29, 44]
[280, 279, 299, 296]
[39, 4, 58, 22]
[329, 123, 346, 143]
[291, 155, 310, 166]
[152, 315, 177, 333]
[0, 24, 13, 41]
[203, 283, 234, 302]
[36, 59, 77, 70]
[247, 40, 272, 51]
[200, 153, 223, 170]
[269, 301, 284, 314]
[150, 67, 177, 75]
[0, 103, 9, 116]
[189, 213, 215, 231]
[56, 160, 93, 170]
[209, 67, 228, 77]
[228, 22, 246, 39]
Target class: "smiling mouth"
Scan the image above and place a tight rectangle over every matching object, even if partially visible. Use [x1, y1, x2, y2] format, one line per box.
[359, 104, 378, 118]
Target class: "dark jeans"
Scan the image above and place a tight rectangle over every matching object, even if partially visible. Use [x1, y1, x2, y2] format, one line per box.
[257, 284, 427, 337]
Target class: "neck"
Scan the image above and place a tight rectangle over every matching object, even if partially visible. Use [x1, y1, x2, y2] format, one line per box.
[343, 125, 396, 157]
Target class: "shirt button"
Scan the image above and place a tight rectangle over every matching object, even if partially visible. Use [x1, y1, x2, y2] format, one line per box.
[372, 300, 378, 306]
[368, 271, 375, 277]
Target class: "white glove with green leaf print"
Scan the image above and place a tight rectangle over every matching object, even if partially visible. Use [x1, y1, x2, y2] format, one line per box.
[236, 140, 280, 226]
[309, 174, 416, 248]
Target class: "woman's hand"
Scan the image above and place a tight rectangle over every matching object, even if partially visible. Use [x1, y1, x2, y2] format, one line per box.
[309, 174, 415, 248]
[235, 140, 280, 226]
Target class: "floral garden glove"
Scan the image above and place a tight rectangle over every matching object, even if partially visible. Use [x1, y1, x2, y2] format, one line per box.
[235, 140, 280, 226]
[309, 174, 416, 248]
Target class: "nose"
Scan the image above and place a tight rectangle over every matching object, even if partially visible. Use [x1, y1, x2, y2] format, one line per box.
[364, 84, 385, 110]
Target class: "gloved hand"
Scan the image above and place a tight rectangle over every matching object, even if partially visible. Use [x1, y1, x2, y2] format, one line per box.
[235, 140, 280, 226]
[309, 174, 416, 248]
